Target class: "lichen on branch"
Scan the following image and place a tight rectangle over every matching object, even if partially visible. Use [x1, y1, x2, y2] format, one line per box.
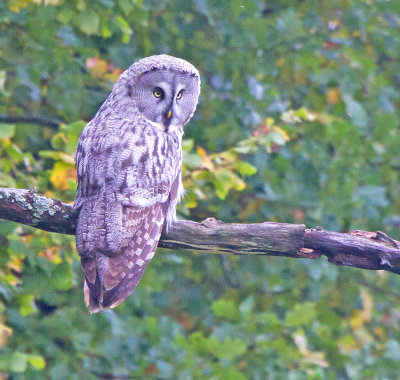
[1, 187, 400, 276]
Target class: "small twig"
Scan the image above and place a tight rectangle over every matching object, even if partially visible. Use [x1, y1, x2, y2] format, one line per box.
[0, 115, 60, 129]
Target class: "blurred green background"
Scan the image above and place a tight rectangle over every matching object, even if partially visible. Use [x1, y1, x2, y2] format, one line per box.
[1, 0, 400, 378]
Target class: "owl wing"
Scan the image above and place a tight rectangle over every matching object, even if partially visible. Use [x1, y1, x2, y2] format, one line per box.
[74, 119, 182, 313]
[79, 202, 169, 313]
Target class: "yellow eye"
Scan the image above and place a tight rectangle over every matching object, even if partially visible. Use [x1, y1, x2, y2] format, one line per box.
[176, 90, 183, 99]
[153, 89, 163, 98]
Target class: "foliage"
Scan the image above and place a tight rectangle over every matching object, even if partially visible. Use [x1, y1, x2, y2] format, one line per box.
[1, 0, 400, 378]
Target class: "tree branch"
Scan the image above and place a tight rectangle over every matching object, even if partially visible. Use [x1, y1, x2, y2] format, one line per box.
[0, 188, 77, 234]
[0, 115, 60, 129]
[1, 187, 400, 276]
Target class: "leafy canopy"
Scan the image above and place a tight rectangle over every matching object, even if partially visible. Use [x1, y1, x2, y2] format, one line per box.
[1, 0, 400, 378]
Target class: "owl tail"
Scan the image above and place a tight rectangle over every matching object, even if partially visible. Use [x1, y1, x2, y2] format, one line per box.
[83, 279, 103, 314]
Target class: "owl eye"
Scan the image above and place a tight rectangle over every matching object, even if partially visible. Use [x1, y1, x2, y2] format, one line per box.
[153, 88, 163, 98]
[176, 90, 184, 99]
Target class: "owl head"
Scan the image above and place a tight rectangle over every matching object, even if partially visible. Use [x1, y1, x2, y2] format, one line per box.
[120, 55, 200, 131]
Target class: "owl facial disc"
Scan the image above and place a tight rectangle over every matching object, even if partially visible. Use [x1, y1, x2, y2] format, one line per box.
[134, 68, 200, 131]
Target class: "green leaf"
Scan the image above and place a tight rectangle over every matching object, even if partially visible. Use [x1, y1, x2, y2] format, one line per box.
[0, 171, 16, 187]
[374, 112, 397, 142]
[213, 364, 247, 380]
[285, 302, 317, 327]
[9, 352, 27, 373]
[183, 153, 202, 169]
[77, 10, 100, 35]
[50, 262, 75, 290]
[18, 294, 37, 316]
[211, 298, 240, 321]
[8, 235, 33, 256]
[0, 221, 18, 235]
[343, 93, 367, 129]
[115, 16, 132, 43]
[182, 138, 194, 152]
[236, 161, 257, 176]
[215, 337, 247, 360]
[119, 0, 135, 15]
[56, 7, 75, 24]
[27, 354, 46, 370]
[212, 169, 246, 199]
[101, 18, 112, 38]
[61, 120, 86, 154]
[7, 143, 24, 163]
[50, 132, 67, 151]
[293, 107, 315, 121]
[257, 312, 281, 330]
[0, 124, 16, 139]
[270, 338, 300, 361]
[39, 150, 64, 160]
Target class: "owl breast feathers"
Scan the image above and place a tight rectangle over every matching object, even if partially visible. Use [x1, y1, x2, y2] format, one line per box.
[74, 55, 200, 313]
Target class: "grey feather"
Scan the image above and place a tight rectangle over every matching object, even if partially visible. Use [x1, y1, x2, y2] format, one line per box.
[74, 55, 200, 313]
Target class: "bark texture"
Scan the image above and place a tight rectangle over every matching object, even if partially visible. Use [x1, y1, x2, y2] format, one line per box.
[1, 187, 400, 275]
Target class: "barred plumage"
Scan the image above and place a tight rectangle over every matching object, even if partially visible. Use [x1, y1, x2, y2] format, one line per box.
[74, 55, 200, 313]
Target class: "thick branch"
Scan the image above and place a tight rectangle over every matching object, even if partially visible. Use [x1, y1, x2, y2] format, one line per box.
[1, 187, 400, 276]
[0, 188, 77, 234]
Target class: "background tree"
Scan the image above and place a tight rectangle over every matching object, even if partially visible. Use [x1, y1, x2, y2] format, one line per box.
[1, 0, 400, 378]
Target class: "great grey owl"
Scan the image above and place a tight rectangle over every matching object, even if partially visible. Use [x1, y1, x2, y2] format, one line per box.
[74, 55, 200, 313]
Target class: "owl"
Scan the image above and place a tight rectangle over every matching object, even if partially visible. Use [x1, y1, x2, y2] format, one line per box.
[74, 55, 200, 313]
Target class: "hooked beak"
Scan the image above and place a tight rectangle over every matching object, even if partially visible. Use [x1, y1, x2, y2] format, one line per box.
[166, 109, 172, 119]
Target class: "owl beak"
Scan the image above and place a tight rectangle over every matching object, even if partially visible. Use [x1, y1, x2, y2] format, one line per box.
[166, 109, 172, 119]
